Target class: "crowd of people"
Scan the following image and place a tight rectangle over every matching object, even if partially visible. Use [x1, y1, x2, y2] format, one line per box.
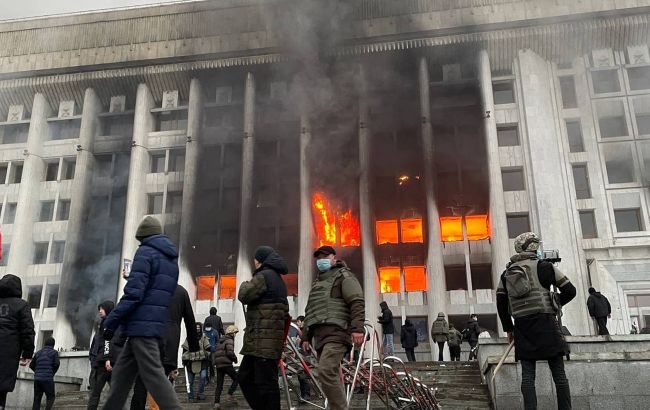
[0, 221, 639, 410]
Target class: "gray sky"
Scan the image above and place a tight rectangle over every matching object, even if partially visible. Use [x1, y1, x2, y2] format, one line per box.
[1, 0, 198, 20]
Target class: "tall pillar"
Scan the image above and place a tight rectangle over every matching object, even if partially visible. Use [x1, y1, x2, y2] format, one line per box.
[55, 88, 101, 349]
[234, 72, 256, 355]
[177, 78, 203, 297]
[358, 66, 379, 338]
[297, 113, 313, 316]
[517, 50, 589, 335]
[8, 94, 50, 272]
[477, 50, 511, 288]
[419, 57, 447, 360]
[118, 83, 155, 296]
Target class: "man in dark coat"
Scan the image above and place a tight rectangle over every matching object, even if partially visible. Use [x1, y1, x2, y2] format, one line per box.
[587, 288, 611, 335]
[400, 319, 418, 362]
[496, 232, 576, 410]
[378, 301, 395, 356]
[204, 307, 225, 337]
[0, 274, 35, 410]
[100, 216, 182, 410]
[464, 314, 481, 360]
[29, 337, 60, 410]
[238, 246, 289, 410]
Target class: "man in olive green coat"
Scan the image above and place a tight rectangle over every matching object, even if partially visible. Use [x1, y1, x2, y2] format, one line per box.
[237, 246, 289, 410]
[302, 246, 365, 410]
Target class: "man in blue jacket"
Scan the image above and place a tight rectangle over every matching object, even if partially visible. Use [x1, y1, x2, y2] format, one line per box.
[29, 337, 59, 410]
[101, 216, 181, 410]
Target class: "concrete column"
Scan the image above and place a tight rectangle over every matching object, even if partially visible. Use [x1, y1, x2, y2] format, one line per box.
[516, 50, 589, 335]
[358, 66, 379, 339]
[118, 83, 155, 296]
[8, 94, 50, 272]
[177, 78, 203, 297]
[419, 57, 447, 360]
[54, 88, 101, 349]
[234, 72, 255, 355]
[297, 113, 313, 317]
[477, 50, 511, 288]
[462, 217, 474, 315]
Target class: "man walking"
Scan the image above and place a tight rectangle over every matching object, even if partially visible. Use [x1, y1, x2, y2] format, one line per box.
[464, 314, 481, 360]
[378, 301, 395, 356]
[100, 216, 182, 410]
[400, 319, 418, 362]
[214, 325, 240, 408]
[447, 324, 462, 361]
[496, 232, 576, 410]
[430, 312, 449, 361]
[238, 246, 289, 410]
[29, 337, 59, 410]
[204, 307, 224, 382]
[302, 246, 365, 410]
[587, 288, 611, 335]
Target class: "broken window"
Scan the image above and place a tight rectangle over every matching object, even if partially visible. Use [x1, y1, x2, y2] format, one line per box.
[379, 266, 401, 293]
[579, 210, 598, 239]
[400, 218, 424, 243]
[559, 76, 578, 108]
[219, 275, 237, 299]
[440, 217, 462, 242]
[376, 220, 399, 245]
[404, 266, 427, 292]
[565, 120, 585, 152]
[572, 165, 591, 199]
[196, 276, 215, 300]
[465, 215, 490, 240]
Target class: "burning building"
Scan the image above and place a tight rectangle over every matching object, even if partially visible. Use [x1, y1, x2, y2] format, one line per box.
[0, 0, 649, 360]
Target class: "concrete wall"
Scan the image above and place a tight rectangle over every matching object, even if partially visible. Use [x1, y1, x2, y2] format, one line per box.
[6, 371, 82, 409]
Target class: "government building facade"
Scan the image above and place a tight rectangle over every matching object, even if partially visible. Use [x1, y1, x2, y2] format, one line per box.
[0, 0, 649, 359]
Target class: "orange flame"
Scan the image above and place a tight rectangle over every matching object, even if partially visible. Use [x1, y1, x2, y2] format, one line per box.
[312, 192, 360, 247]
[339, 210, 360, 247]
[312, 192, 337, 246]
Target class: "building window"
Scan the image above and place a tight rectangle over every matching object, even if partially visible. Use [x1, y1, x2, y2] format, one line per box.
[155, 111, 188, 132]
[565, 120, 585, 152]
[150, 152, 166, 173]
[219, 275, 237, 299]
[559, 76, 578, 108]
[33, 242, 48, 264]
[168, 149, 185, 173]
[166, 191, 183, 214]
[148, 193, 164, 214]
[196, 276, 215, 300]
[27, 286, 42, 309]
[10, 163, 22, 184]
[595, 100, 629, 138]
[56, 200, 71, 221]
[400, 218, 424, 243]
[493, 81, 515, 104]
[471, 264, 493, 290]
[445, 265, 467, 291]
[215, 86, 233, 105]
[632, 96, 650, 136]
[45, 162, 59, 182]
[614, 208, 644, 232]
[506, 214, 530, 238]
[0, 163, 8, 184]
[1, 124, 29, 144]
[94, 155, 112, 178]
[592, 69, 621, 94]
[49, 120, 80, 140]
[603, 143, 636, 184]
[627, 66, 650, 91]
[45, 284, 59, 308]
[572, 165, 591, 199]
[39, 201, 55, 222]
[404, 266, 427, 292]
[379, 266, 401, 293]
[101, 116, 133, 137]
[440, 217, 463, 242]
[50, 241, 65, 264]
[497, 126, 519, 147]
[466, 215, 490, 240]
[4, 203, 16, 224]
[579, 210, 598, 238]
[376, 220, 399, 245]
[501, 168, 525, 191]
[62, 159, 75, 180]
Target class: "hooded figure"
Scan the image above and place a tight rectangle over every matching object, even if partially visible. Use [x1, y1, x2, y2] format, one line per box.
[400, 319, 418, 362]
[587, 288, 611, 335]
[0, 274, 35, 406]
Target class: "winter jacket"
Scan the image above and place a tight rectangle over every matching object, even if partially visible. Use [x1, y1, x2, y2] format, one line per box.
[447, 327, 463, 347]
[104, 234, 179, 338]
[162, 285, 199, 371]
[0, 274, 35, 392]
[238, 250, 289, 360]
[430, 313, 449, 343]
[204, 314, 225, 337]
[378, 302, 395, 334]
[89, 301, 125, 368]
[400, 321, 418, 349]
[29, 346, 59, 381]
[214, 334, 237, 368]
[182, 335, 211, 373]
[464, 320, 481, 344]
[587, 292, 611, 318]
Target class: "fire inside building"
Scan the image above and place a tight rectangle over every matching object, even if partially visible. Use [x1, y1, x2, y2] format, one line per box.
[0, 0, 649, 364]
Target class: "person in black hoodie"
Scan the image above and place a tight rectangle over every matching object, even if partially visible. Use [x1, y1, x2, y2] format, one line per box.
[0, 274, 35, 410]
[400, 319, 418, 362]
[464, 314, 481, 361]
[587, 288, 611, 335]
[378, 302, 395, 356]
[29, 337, 60, 410]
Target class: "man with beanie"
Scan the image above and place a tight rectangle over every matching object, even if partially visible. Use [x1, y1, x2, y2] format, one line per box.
[100, 216, 182, 410]
[30, 337, 59, 410]
[587, 287, 612, 335]
[378, 301, 395, 356]
[302, 246, 365, 410]
[430, 312, 449, 361]
[496, 232, 576, 410]
[237, 246, 289, 410]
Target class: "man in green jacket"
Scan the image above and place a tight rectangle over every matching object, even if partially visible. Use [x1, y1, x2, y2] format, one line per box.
[237, 246, 289, 410]
[302, 246, 365, 410]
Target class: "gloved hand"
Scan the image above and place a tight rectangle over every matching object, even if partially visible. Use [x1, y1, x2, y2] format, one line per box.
[103, 328, 114, 341]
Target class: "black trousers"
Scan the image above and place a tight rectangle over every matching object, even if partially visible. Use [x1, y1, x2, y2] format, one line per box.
[405, 348, 416, 362]
[468, 341, 478, 360]
[449, 345, 461, 361]
[215, 365, 239, 403]
[595, 317, 609, 335]
[87, 366, 112, 410]
[436, 342, 446, 361]
[520, 355, 571, 410]
[238, 355, 280, 410]
[33, 380, 55, 410]
[0, 391, 7, 408]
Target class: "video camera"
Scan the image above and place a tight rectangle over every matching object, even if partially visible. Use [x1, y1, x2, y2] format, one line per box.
[541, 249, 561, 264]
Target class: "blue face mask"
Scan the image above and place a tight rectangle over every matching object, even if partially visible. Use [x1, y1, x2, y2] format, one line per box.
[316, 259, 332, 272]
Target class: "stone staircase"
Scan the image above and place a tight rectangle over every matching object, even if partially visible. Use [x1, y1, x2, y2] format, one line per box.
[55, 361, 491, 409]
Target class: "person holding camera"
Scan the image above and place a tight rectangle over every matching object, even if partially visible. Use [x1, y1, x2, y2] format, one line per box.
[496, 232, 576, 410]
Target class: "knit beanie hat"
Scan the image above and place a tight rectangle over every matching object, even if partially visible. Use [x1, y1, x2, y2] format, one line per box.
[254, 246, 275, 263]
[135, 216, 162, 239]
